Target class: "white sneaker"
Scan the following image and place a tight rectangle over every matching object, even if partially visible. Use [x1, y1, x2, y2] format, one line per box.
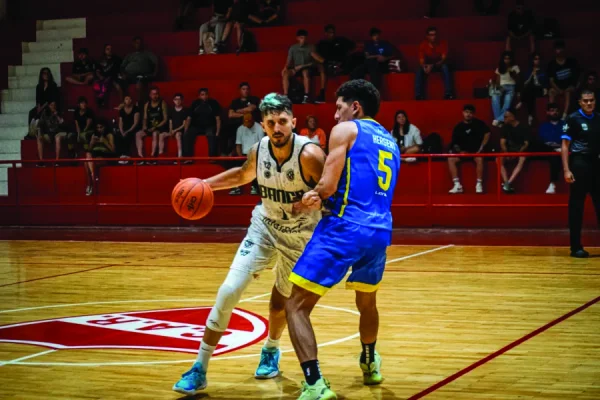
[118, 155, 130, 165]
[476, 181, 483, 194]
[449, 183, 463, 194]
[404, 157, 417, 163]
[546, 182, 556, 194]
[198, 48, 205, 55]
[492, 120, 499, 127]
[528, 115, 534, 126]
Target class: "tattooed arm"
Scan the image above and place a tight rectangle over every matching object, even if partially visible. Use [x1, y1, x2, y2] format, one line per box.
[203, 144, 258, 191]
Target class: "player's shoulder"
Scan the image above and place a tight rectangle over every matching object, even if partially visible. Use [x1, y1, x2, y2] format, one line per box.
[298, 138, 325, 164]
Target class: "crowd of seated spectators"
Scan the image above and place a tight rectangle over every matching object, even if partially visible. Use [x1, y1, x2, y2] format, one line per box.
[25, 0, 599, 197]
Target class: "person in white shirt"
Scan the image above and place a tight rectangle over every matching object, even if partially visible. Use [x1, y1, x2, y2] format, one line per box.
[491, 51, 520, 127]
[230, 113, 265, 195]
[390, 110, 422, 162]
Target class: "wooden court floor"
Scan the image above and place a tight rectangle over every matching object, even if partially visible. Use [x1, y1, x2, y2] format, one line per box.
[0, 241, 599, 399]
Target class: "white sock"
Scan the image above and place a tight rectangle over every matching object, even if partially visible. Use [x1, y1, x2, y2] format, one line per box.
[263, 337, 280, 349]
[196, 340, 216, 371]
[453, 178, 460, 185]
[477, 179, 482, 183]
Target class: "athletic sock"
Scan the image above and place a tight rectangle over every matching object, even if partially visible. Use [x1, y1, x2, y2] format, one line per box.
[196, 340, 216, 371]
[263, 337, 280, 350]
[360, 340, 376, 364]
[453, 178, 460, 183]
[301, 359, 321, 385]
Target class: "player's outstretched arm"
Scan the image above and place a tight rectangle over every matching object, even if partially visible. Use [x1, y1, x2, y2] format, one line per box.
[312, 122, 357, 200]
[204, 144, 258, 191]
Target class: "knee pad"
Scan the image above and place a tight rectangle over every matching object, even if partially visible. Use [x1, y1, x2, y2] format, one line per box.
[205, 269, 253, 332]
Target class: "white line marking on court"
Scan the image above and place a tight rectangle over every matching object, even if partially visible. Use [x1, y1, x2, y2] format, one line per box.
[385, 244, 454, 264]
[0, 349, 55, 367]
[239, 292, 271, 303]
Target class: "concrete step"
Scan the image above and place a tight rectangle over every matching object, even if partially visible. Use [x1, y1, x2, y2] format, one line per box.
[2, 88, 36, 101]
[23, 50, 73, 65]
[37, 18, 86, 31]
[0, 125, 29, 140]
[0, 140, 21, 154]
[2, 100, 35, 115]
[37, 27, 86, 42]
[0, 113, 28, 127]
[0, 152, 21, 161]
[8, 76, 38, 89]
[9, 64, 62, 80]
[24, 40, 72, 53]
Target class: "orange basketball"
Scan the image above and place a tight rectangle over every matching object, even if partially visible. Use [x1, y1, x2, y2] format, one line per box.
[171, 178, 214, 220]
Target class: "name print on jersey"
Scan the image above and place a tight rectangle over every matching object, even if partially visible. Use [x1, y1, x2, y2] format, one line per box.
[258, 185, 305, 205]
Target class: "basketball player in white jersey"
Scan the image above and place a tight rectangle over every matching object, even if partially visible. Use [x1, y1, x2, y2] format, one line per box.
[173, 93, 326, 395]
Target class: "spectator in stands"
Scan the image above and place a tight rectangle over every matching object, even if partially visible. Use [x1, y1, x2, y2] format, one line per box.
[415, 26, 454, 100]
[116, 95, 140, 164]
[350, 27, 395, 92]
[475, 0, 501, 15]
[248, 0, 281, 26]
[521, 52, 548, 126]
[119, 36, 159, 105]
[536, 103, 565, 194]
[316, 24, 356, 76]
[199, 0, 233, 55]
[506, 0, 535, 54]
[159, 93, 189, 160]
[390, 110, 422, 163]
[36, 101, 68, 166]
[223, 0, 254, 51]
[500, 108, 530, 193]
[72, 96, 95, 156]
[136, 87, 168, 164]
[448, 104, 491, 194]
[27, 67, 59, 139]
[581, 71, 600, 112]
[84, 119, 116, 196]
[94, 44, 123, 107]
[230, 113, 264, 195]
[548, 40, 580, 120]
[65, 48, 95, 86]
[491, 51, 520, 127]
[299, 115, 327, 150]
[186, 88, 222, 160]
[226, 82, 260, 154]
[282, 29, 326, 104]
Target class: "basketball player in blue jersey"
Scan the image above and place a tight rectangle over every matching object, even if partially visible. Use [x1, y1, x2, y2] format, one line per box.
[285, 79, 401, 399]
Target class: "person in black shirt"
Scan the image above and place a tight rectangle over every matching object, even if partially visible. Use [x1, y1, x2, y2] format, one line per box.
[27, 67, 60, 138]
[116, 95, 141, 161]
[94, 44, 123, 107]
[226, 82, 260, 154]
[548, 40, 581, 119]
[159, 93, 190, 159]
[448, 104, 491, 194]
[350, 27, 396, 91]
[84, 119, 116, 196]
[185, 88, 222, 159]
[135, 87, 169, 164]
[248, 0, 280, 26]
[581, 71, 600, 113]
[198, 0, 233, 55]
[316, 24, 356, 76]
[500, 108, 530, 193]
[71, 96, 95, 156]
[506, 0, 535, 54]
[65, 48, 95, 86]
[561, 89, 600, 258]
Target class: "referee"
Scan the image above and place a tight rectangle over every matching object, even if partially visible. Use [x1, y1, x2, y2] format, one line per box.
[561, 89, 600, 258]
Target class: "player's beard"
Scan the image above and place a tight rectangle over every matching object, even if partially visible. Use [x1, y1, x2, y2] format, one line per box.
[271, 133, 292, 148]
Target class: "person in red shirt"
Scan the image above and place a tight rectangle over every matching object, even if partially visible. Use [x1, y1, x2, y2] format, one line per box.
[299, 115, 327, 151]
[415, 26, 454, 100]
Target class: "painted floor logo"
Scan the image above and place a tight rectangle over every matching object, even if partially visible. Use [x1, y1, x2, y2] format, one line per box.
[0, 307, 268, 355]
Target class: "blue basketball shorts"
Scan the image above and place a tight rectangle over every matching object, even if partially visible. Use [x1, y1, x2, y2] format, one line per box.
[289, 215, 391, 296]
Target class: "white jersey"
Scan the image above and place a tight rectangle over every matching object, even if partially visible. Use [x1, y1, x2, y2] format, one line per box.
[253, 134, 321, 235]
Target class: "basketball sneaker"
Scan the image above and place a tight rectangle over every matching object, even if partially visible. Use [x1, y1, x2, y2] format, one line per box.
[254, 347, 281, 379]
[172, 362, 207, 395]
[298, 378, 337, 400]
[360, 351, 383, 385]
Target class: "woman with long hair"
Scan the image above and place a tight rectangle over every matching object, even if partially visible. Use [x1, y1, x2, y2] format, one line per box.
[390, 110, 422, 161]
[521, 52, 548, 125]
[27, 67, 59, 138]
[491, 51, 520, 127]
[84, 119, 116, 196]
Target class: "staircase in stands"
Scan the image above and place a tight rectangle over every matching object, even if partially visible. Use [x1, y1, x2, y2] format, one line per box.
[0, 18, 86, 195]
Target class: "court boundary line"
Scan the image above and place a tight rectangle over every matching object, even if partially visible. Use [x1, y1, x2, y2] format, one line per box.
[407, 294, 600, 400]
[0, 264, 118, 288]
[0, 349, 56, 367]
[385, 244, 454, 264]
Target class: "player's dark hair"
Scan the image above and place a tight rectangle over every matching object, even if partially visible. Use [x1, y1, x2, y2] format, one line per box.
[296, 29, 308, 37]
[579, 88, 595, 99]
[369, 27, 381, 36]
[259, 93, 293, 117]
[335, 79, 380, 118]
[324, 24, 335, 32]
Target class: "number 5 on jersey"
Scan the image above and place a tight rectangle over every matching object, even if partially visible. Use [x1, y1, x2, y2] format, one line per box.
[378, 150, 394, 191]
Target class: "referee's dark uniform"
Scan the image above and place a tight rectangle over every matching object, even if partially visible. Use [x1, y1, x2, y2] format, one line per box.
[561, 93, 600, 258]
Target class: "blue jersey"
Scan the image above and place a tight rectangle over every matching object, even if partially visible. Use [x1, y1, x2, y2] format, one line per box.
[327, 118, 401, 231]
